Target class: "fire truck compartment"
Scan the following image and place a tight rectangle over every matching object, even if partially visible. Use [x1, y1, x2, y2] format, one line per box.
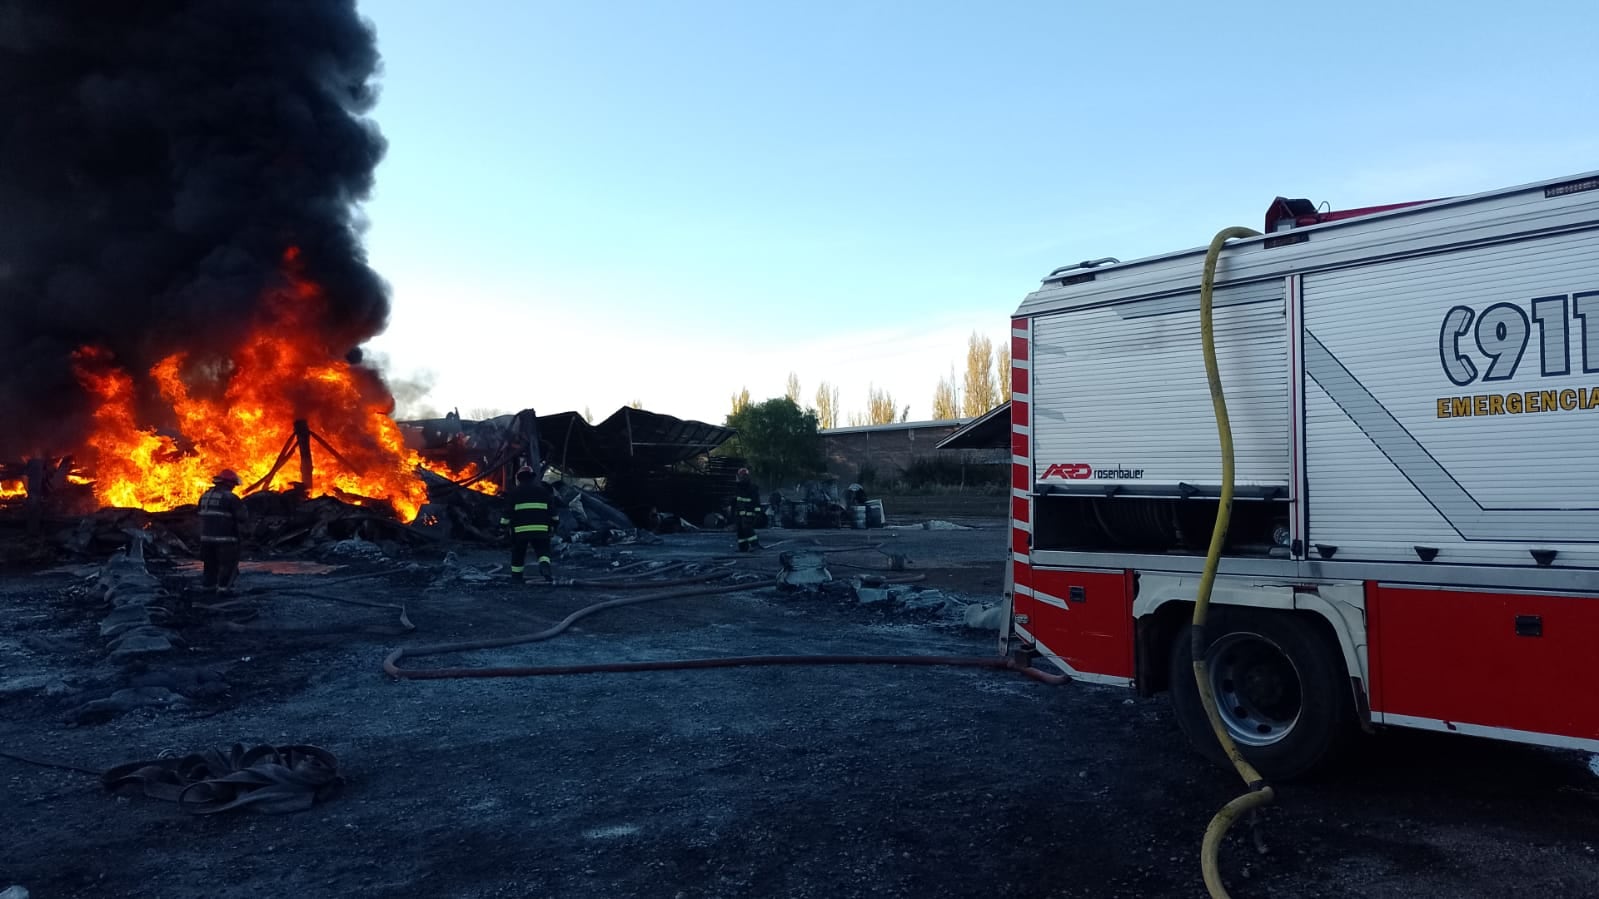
[1016, 567, 1135, 682]
[1367, 583, 1599, 748]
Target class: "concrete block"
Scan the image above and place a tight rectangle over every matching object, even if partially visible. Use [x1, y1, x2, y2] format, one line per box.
[777, 551, 832, 589]
[855, 586, 892, 604]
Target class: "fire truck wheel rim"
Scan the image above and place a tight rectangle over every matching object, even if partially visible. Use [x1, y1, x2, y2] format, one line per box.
[1205, 631, 1303, 748]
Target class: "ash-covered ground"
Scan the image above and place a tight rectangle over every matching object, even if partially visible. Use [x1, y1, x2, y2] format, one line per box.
[2, 517, 1596, 899]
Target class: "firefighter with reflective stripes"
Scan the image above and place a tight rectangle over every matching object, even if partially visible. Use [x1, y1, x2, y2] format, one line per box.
[197, 469, 249, 593]
[500, 467, 555, 583]
[732, 467, 762, 552]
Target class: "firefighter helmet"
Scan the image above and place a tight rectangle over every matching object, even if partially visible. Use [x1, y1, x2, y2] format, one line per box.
[214, 469, 241, 485]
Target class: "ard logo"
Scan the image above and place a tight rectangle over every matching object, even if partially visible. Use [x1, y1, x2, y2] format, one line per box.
[1040, 463, 1092, 480]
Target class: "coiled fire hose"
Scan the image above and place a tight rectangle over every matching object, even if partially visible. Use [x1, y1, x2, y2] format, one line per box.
[1194, 224, 1270, 898]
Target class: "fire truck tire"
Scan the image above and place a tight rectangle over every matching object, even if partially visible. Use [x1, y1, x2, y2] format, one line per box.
[1168, 608, 1355, 781]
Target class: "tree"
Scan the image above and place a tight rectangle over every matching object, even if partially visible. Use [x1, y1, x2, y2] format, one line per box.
[730, 386, 751, 416]
[932, 367, 959, 420]
[467, 406, 507, 421]
[629, 398, 645, 410]
[582, 406, 594, 424]
[998, 344, 1013, 403]
[866, 385, 899, 425]
[814, 382, 840, 429]
[721, 397, 822, 485]
[963, 331, 997, 417]
[785, 372, 801, 404]
[846, 410, 867, 427]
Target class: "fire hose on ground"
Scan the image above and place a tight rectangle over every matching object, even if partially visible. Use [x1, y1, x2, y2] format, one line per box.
[1194, 224, 1274, 898]
[382, 569, 1067, 685]
[1, 557, 1057, 820]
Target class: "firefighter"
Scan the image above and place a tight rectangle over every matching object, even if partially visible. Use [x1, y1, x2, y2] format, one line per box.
[197, 469, 249, 594]
[732, 467, 762, 552]
[500, 466, 555, 583]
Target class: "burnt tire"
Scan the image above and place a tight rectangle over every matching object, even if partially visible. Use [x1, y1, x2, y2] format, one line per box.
[1168, 607, 1355, 782]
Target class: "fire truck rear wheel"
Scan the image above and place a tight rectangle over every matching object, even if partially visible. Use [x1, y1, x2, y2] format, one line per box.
[1168, 608, 1355, 781]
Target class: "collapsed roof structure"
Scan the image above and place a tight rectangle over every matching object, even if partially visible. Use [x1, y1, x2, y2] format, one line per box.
[401, 406, 740, 528]
[401, 406, 735, 480]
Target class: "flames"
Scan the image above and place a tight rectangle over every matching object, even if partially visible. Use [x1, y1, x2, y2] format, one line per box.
[436, 462, 501, 495]
[68, 247, 494, 521]
[0, 480, 24, 500]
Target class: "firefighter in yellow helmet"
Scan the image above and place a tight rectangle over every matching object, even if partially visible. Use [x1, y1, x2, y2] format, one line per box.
[732, 467, 762, 552]
[197, 469, 249, 593]
[500, 465, 556, 583]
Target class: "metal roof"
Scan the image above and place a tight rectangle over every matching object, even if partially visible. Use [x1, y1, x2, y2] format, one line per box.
[934, 402, 1011, 450]
[542, 407, 735, 478]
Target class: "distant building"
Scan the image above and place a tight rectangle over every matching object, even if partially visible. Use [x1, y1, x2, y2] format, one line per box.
[819, 414, 1007, 483]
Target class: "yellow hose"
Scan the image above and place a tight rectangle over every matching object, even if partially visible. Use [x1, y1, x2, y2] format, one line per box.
[1192, 224, 1269, 898]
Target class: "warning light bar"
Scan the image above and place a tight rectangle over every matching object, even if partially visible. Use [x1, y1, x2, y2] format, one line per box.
[1545, 176, 1599, 198]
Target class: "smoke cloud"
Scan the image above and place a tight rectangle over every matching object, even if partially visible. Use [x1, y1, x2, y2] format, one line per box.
[0, 0, 389, 457]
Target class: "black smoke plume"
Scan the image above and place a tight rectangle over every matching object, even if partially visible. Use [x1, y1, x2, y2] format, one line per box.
[0, 0, 389, 457]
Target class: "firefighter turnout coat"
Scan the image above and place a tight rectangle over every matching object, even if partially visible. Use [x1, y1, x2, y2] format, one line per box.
[500, 481, 555, 540]
[198, 486, 249, 543]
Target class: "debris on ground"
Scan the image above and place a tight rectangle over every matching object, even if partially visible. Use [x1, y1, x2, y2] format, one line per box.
[772, 481, 891, 531]
[102, 743, 341, 815]
[889, 519, 972, 531]
[428, 551, 497, 589]
[962, 602, 1008, 630]
[777, 551, 833, 592]
[326, 537, 387, 559]
[2, 526, 1596, 898]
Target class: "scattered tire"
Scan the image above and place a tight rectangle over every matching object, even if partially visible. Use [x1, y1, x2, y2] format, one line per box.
[1168, 607, 1355, 781]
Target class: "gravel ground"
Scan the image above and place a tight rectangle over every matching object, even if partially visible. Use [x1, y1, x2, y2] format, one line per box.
[2, 520, 1596, 898]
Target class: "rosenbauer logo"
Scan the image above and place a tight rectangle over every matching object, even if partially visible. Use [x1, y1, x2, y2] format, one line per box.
[1041, 463, 1091, 480]
[1041, 463, 1146, 481]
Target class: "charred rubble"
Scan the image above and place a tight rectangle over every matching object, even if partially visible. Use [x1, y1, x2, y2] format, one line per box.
[402, 405, 744, 537]
[0, 400, 897, 568]
[0, 405, 746, 563]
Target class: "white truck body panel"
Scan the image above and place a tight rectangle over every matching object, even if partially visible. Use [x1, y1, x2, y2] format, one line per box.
[1030, 279, 1288, 490]
[1302, 227, 1599, 567]
[1016, 169, 1599, 573]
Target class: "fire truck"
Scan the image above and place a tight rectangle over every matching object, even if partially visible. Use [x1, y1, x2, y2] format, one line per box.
[1002, 169, 1599, 779]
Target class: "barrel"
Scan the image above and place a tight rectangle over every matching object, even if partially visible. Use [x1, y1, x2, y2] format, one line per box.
[851, 505, 867, 529]
[864, 499, 885, 528]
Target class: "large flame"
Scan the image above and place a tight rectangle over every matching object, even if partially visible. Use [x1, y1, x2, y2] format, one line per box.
[0, 480, 25, 500]
[69, 247, 492, 521]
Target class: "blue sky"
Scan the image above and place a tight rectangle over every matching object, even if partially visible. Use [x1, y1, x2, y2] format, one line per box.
[357, 0, 1599, 425]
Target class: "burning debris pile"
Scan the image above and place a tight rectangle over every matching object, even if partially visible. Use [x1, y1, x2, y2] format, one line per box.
[0, 5, 741, 563]
[0, 2, 491, 543]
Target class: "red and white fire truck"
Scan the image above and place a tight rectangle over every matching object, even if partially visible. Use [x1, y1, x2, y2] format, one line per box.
[1002, 170, 1599, 779]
